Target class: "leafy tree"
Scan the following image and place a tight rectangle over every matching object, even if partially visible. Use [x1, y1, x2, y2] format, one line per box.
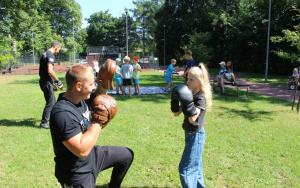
[182, 32, 213, 65]
[86, 11, 116, 46]
[132, 0, 165, 56]
[271, 7, 300, 66]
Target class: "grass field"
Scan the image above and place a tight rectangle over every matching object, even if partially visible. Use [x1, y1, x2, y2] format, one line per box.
[0, 71, 299, 187]
[209, 69, 289, 87]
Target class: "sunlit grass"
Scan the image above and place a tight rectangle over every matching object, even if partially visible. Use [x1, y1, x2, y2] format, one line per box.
[0, 71, 299, 187]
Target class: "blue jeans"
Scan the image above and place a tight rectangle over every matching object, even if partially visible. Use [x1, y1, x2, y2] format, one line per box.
[179, 127, 205, 188]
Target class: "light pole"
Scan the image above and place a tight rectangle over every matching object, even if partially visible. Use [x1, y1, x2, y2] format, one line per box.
[72, 17, 75, 64]
[125, 8, 129, 56]
[31, 28, 35, 65]
[163, 24, 166, 67]
[265, 0, 272, 82]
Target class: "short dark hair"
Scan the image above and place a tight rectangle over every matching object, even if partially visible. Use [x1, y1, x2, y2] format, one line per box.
[66, 64, 91, 89]
[51, 41, 61, 48]
[185, 50, 192, 56]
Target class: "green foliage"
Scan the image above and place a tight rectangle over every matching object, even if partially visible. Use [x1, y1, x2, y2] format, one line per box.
[0, 0, 83, 54]
[155, 0, 300, 74]
[132, 0, 165, 55]
[183, 32, 213, 65]
[271, 7, 300, 64]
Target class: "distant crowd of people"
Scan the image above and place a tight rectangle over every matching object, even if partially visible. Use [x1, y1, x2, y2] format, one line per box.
[88, 56, 142, 97]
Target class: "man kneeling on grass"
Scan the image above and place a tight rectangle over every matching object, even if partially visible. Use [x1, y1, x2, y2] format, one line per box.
[50, 64, 134, 188]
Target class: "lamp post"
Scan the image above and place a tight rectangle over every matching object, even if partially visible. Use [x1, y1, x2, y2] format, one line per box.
[72, 17, 75, 64]
[31, 28, 35, 65]
[125, 8, 129, 56]
[163, 24, 166, 67]
[265, 0, 272, 82]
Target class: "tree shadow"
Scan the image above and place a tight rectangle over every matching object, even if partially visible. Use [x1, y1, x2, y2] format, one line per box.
[213, 87, 293, 107]
[96, 185, 177, 188]
[0, 118, 39, 128]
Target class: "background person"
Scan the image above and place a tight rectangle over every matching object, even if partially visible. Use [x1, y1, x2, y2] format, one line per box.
[88, 59, 100, 87]
[49, 64, 134, 187]
[224, 67, 236, 84]
[164, 59, 177, 92]
[225, 60, 236, 83]
[288, 68, 299, 90]
[114, 58, 123, 95]
[171, 64, 212, 188]
[216, 61, 227, 94]
[132, 56, 142, 95]
[39, 41, 62, 129]
[121, 56, 133, 97]
[183, 50, 195, 85]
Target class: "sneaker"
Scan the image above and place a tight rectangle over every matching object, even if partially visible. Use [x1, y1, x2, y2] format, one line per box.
[222, 90, 226, 94]
[137, 92, 141, 96]
[40, 123, 50, 129]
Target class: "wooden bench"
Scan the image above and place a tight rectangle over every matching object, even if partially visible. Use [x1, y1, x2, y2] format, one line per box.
[211, 80, 250, 97]
[28, 68, 39, 75]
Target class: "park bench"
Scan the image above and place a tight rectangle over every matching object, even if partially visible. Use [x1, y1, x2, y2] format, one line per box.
[27, 68, 39, 75]
[211, 80, 250, 97]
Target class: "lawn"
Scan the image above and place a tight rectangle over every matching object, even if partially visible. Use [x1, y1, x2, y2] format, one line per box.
[210, 68, 289, 87]
[0, 71, 299, 187]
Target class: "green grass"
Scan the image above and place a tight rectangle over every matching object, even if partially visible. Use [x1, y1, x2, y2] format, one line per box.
[210, 68, 289, 87]
[0, 71, 299, 187]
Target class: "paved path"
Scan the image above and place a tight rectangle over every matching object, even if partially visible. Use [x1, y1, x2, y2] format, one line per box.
[157, 68, 299, 102]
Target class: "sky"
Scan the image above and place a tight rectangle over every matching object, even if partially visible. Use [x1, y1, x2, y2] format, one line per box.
[76, 0, 136, 28]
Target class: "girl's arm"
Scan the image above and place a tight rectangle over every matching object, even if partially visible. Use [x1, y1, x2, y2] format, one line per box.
[173, 106, 182, 117]
[188, 108, 200, 123]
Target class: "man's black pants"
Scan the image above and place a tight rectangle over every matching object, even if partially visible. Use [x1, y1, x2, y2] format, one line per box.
[61, 146, 134, 188]
[39, 80, 56, 124]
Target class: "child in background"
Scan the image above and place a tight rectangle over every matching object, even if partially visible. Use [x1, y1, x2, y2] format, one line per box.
[216, 61, 227, 94]
[88, 60, 100, 87]
[114, 58, 123, 95]
[164, 59, 177, 92]
[171, 63, 212, 188]
[224, 67, 236, 84]
[121, 56, 133, 97]
[132, 56, 142, 95]
[288, 68, 299, 90]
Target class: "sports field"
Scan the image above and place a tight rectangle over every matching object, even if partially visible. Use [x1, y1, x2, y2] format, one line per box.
[0, 71, 299, 187]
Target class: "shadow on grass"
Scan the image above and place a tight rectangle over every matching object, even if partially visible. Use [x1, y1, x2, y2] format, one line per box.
[213, 87, 292, 107]
[0, 118, 39, 128]
[219, 106, 274, 121]
[96, 186, 177, 188]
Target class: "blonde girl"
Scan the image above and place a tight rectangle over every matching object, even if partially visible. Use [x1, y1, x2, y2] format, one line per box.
[173, 63, 212, 188]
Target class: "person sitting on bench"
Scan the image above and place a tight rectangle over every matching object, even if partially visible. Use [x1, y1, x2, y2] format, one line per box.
[224, 67, 236, 85]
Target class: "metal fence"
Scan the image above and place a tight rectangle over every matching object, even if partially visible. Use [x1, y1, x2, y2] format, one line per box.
[0, 50, 80, 70]
[139, 56, 159, 70]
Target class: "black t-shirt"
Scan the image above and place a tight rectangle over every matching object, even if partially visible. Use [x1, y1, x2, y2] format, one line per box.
[50, 93, 96, 185]
[39, 50, 55, 83]
[182, 91, 206, 133]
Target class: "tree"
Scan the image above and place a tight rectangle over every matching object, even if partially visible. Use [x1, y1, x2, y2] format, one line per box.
[271, 7, 300, 66]
[132, 0, 165, 56]
[86, 11, 117, 46]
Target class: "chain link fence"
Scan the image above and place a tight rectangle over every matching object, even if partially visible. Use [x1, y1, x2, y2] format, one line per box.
[0, 50, 80, 71]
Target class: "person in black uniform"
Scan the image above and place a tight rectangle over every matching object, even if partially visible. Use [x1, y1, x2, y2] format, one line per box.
[39, 41, 62, 129]
[50, 65, 134, 187]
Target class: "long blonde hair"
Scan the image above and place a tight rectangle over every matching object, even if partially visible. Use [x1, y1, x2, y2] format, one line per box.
[189, 63, 213, 111]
